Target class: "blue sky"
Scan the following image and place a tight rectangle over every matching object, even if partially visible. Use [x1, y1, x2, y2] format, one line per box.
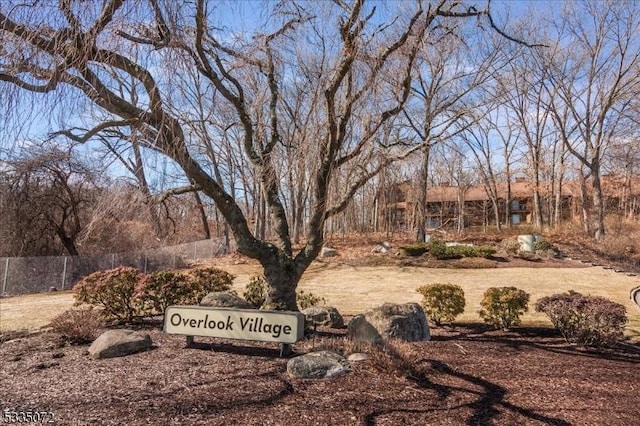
[0, 0, 576, 190]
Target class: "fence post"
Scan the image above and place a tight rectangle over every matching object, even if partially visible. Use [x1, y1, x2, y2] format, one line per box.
[144, 254, 148, 274]
[193, 242, 197, 261]
[61, 256, 68, 290]
[2, 258, 8, 295]
[111, 253, 115, 269]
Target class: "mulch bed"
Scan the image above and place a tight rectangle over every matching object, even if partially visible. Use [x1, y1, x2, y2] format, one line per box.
[1, 324, 639, 425]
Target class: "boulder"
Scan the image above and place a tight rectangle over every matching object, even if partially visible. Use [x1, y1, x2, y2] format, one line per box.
[200, 291, 254, 309]
[302, 306, 344, 328]
[372, 241, 391, 254]
[287, 351, 351, 379]
[321, 247, 338, 257]
[347, 302, 430, 343]
[89, 329, 152, 359]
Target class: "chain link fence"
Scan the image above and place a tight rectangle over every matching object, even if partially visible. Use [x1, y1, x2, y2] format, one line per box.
[0, 238, 232, 296]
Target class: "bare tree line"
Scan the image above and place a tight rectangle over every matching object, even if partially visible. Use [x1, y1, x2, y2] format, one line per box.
[0, 0, 639, 308]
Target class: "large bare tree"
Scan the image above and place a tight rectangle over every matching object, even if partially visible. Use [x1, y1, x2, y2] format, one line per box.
[0, 0, 521, 310]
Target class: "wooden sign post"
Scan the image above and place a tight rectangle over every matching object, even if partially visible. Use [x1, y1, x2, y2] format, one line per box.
[164, 306, 305, 356]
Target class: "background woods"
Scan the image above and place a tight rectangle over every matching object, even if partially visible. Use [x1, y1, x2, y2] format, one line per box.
[1, 1, 640, 307]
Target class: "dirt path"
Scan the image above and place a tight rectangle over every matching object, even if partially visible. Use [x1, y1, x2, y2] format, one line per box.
[2, 261, 639, 338]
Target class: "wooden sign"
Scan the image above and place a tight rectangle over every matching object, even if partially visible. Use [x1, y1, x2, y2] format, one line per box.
[164, 306, 305, 344]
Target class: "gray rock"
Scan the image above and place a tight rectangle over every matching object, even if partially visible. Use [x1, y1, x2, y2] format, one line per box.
[321, 247, 338, 257]
[302, 306, 344, 328]
[200, 291, 254, 309]
[89, 329, 152, 359]
[347, 353, 369, 362]
[287, 351, 351, 379]
[372, 242, 391, 254]
[345, 315, 382, 343]
[347, 302, 430, 343]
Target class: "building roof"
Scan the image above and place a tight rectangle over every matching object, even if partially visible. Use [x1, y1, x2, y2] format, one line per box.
[385, 176, 640, 205]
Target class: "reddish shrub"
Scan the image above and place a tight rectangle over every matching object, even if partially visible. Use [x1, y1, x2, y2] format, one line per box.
[73, 266, 145, 323]
[49, 307, 104, 344]
[135, 267, 234, 314]
[535, 291, 627, 346]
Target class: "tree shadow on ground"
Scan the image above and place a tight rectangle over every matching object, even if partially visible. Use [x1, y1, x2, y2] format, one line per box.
[433, 323, 640, 364]
[186, 339, 292, 358]
[78, 368, 295, 419]
[363, 342, 571, 426]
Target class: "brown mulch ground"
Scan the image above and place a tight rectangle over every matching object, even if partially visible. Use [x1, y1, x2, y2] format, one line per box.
[1, 323, 639, 425]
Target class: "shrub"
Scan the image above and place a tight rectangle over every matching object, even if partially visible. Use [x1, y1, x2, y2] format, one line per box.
[533, 239, 559, 259]
[500, 238, 521, 256]
[134, 269, 193, 315]
[475, 245, 497, 258]
[135, 266, 233, 315]
[243, 276, 324, 310]
[535, 291, 627, 346]
[173, 266, 235, 307]
[421, 239, 497, 260]
[73, 266, 146, 323]
[367, 339, 419, 378]
[244, 275, 266, 308]
[533, 239, 556, 252]
[399, 243, 429, 257]
[297, 290, 325, 310]
[416, 283, 466, 326]
[427, 239, 448, 258]
[187, 267, 234, 301]
[49, 307, 104, 344]
[299, 336, 368, 356]
[479, 286, 530, 330]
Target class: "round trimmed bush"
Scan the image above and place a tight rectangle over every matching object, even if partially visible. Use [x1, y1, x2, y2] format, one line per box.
[416, 283, 466, 326]
[535, 291, 627, 346]
[479, 286, 530, 330]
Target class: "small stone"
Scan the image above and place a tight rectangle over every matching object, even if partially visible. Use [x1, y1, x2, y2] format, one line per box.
[287, 351, 351, 379]
[321, 247, 338, 257]
[347, 353, 368, 362]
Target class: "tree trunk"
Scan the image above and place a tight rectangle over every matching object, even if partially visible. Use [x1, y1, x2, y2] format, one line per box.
[553, 148, 564, 228]
[55, 227, 79, 256]
[457, 189, 465, 234]
[131, 142, 165, 239]
[554, 183, 562, 227]
[491, 196, 501, 231]
[505, 179, 512, 227]
[532, 188, 543, 230]
[193, 189, 211, 240]
[578, 168, 591, 235]
[416, 146, 430, 242]
[262, 260, 301, 311]
[592, 170, 605, 240]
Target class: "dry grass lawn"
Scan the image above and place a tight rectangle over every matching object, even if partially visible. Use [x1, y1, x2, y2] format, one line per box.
[2, 258, 639, 340]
